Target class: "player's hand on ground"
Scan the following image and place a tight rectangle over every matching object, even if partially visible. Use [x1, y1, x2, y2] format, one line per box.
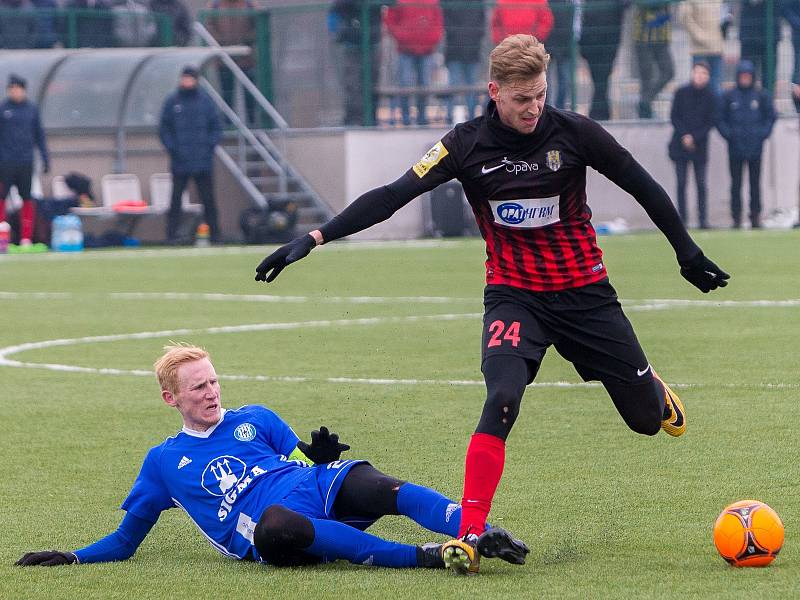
[679, 253, 730, 293]
[15, 551, 77, 567]
[255, 234, 316, 283]
[297, 426, 351, 464]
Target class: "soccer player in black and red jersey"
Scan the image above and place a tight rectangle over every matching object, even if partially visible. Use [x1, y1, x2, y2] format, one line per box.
[254, 35, 729, 574]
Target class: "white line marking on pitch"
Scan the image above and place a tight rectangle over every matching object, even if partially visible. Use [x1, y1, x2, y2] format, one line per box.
[2, 291, 800, 309]
[0, 313, 481, 373]
[0, 312, 797, 389]
[110, 292, 475, 304]
[0, 239, 469, 262]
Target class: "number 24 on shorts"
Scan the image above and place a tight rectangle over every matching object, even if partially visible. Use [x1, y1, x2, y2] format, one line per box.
[487, 320, 521, 348]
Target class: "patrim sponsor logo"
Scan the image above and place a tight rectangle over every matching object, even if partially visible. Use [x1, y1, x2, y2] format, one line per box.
[490, 197, 560, 229]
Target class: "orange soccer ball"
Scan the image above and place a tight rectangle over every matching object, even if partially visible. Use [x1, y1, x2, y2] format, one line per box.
[713, 500, 784, 567]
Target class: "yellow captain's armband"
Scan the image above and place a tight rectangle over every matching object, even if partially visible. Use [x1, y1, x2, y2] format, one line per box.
[288, 446, 313, 465]
[412, 141, 449, 178]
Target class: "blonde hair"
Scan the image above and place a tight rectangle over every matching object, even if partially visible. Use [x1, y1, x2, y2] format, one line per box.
[489, 34, 550, 85]
[154, 343, 210, 395]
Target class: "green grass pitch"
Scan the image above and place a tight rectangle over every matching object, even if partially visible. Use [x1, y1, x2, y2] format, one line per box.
[1, 230, 798, 599]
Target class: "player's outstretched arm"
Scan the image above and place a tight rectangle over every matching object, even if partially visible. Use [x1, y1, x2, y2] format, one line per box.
[614, 161, 730, 293]
[296, 426, 351, 464]
[15, 512, 155, 566]
[255, 174, 426, 283]
[678, 252, 730, 293]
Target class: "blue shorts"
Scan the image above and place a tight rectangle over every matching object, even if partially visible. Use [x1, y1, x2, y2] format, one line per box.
[279, 459, 366, 520]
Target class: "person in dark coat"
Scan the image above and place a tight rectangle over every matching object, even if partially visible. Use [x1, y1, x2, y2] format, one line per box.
[780, 0, 800, 91]
[0, 0, 36, 49]
[545, 0, 578, 109]
[0, 74, 49, 245]
[740, 0, 780, 91]
[443, 0, 485, 122]
[579, 0, 625, 120]
[30, 0, 60, 48]
[668, 62, 716, 229]
[64, 0, 115, 48]
[329, 0, 388, 126]
[159, 66, 222, 243]
[716, 60, 776, 229]
[149, 0, 191, 45]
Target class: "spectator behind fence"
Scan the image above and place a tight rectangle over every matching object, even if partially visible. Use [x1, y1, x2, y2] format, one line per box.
[31, 0, 59, 48]
[64, 0, 115, 48]
[579, 0, 625, 121]
[780, 0, 800, 93]
[490, 0, 553, 45]
[159, 67, 222, 243]
[206, 0, 257, 122]
[668, 62, 716, 229]
[149, 0, 191, 45]
[113, 0, 157, 48]
[0, 75, 50, 246]
[443, 0, 485, 123]
[632, 0, 674, 119]
[676, 0, 723, 95]
[385, 0, 444, 126]
[0, 0, 36, 49]
[794, 74, 800, 228]
[329, 0, 388, 126]
[546, 0, 580, 109]
[740, 0, 780, 91]
[716, 60, 776, 229]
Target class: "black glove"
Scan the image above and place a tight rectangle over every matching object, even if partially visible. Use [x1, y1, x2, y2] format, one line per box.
[255, 234, 316, 283]
[679, 252, 730, 293]
[42, 162, 50, 174]
[15, 551, 77, 567]
[296, 426, 350, 464]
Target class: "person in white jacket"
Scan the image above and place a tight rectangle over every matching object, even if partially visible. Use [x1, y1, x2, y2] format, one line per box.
[677, 0, 724, 94]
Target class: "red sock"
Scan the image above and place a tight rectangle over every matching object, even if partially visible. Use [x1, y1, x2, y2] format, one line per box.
[21, 199, 35, 241]
[0, 197, 6, 223]
[458, 432, 506, 537]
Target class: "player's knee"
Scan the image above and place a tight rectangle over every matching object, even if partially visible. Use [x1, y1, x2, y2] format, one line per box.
[477, 388, 522, 439]
[629, 413, 661, 436]
[254, 505, 315, 562]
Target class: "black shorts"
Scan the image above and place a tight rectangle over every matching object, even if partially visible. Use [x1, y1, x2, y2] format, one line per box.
[0, 163, 33, 200]
[481, 281, 652, 385]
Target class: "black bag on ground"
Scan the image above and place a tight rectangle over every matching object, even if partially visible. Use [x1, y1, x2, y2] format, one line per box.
[240, 199, 299, 244]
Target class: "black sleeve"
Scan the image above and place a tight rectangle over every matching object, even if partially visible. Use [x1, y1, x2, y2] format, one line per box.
[318, 172, 433, 242]
[579, 117, 701, 264]
[318, 133, 462, 242]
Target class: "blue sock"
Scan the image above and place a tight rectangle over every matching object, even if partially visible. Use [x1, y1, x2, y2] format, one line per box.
[306, 518, 418, 568]
[396, 482, 461, 537]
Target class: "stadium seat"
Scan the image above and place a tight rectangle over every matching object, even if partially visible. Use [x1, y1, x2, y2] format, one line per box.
[148, 173, 203, 216]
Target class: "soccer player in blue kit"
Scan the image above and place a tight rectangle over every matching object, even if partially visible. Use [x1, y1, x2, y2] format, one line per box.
[16, 344, 526, 570]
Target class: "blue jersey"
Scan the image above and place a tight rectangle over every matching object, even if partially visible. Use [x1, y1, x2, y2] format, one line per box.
[121, 405, 315, 561]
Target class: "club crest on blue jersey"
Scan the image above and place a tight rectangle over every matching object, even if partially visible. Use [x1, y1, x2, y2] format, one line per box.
[234, 423, 256, 442]
[546, 150, 562, 172]
[202, 455, 247, 497]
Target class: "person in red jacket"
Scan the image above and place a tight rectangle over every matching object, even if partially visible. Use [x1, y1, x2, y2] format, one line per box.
[491, 0, 553, 44]
[385, 0, 444, 125]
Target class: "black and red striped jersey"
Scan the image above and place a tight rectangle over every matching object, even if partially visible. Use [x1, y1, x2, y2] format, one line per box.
[405, 103, 642, 291]
[319, 101, 699, 292]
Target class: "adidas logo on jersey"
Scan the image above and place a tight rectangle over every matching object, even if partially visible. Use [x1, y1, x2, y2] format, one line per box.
[178, 456, 192, 470]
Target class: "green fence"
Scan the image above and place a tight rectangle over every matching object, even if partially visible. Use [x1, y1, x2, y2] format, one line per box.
[0, 8, 175, 49]
[4, 1, 792, 128]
